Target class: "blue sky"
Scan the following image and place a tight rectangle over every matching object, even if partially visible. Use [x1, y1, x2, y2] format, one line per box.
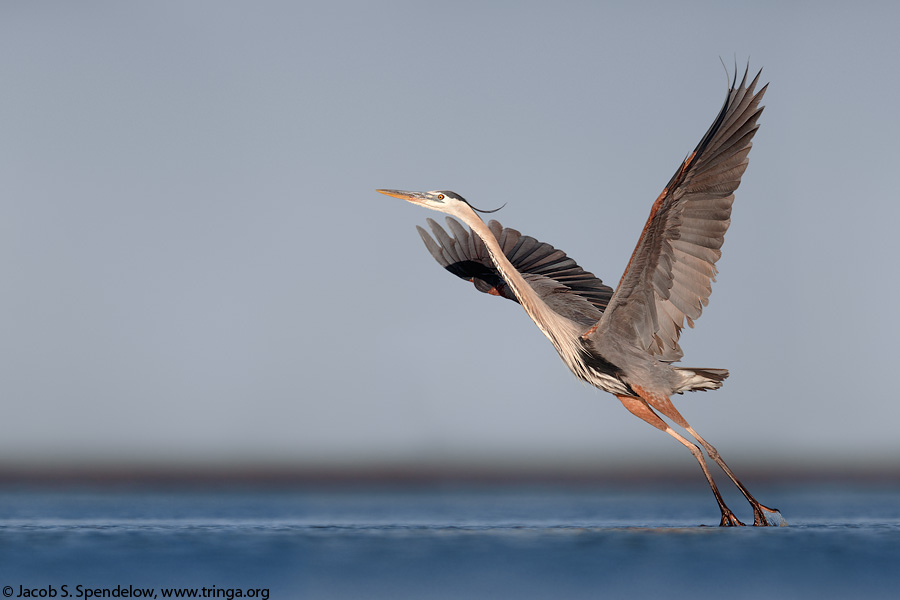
[2, 1, 899, 474]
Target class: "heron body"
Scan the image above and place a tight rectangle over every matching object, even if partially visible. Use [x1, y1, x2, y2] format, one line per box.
[377, 67, 781, 526]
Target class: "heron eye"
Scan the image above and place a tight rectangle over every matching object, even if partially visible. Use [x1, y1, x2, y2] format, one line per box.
[437, 194, 445, 200]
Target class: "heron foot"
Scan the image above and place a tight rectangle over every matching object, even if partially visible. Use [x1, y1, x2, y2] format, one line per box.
[719, 509, 745, 527]
[752, 503, 786, 526]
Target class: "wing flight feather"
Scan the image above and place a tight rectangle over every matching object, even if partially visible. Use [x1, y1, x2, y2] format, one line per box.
[587, 67, 767, 362]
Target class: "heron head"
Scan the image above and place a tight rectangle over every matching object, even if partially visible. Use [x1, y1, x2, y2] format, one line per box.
[376, 189, 504, 216]
[376, 189, 465, 212]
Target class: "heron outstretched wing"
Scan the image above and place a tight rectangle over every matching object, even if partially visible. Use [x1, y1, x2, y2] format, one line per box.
[586, 68, 767, 362]
[418, 217, 613, 325]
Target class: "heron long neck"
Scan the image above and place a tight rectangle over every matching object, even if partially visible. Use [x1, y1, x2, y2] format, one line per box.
[459, 212, 587, 368]
[465, 217, 544, 317]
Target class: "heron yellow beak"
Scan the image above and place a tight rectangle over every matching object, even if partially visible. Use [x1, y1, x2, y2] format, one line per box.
[376, 189, 419, 201]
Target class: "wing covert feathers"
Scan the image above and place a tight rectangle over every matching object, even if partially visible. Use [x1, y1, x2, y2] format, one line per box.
[417, 218, 614, 323]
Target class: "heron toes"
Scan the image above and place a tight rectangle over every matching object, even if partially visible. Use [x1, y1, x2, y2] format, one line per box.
[747, 501, 786, 526]
[753, 504, 787, 527]
[719, 510, 746, 527]
[752, 510, 771, 526]
[717, 501, 785, 527]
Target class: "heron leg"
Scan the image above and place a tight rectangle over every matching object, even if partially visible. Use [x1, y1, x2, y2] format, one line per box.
[634, 393, 780, 526]
[683, 426, 782, 526]
[617, 395, 744, 527]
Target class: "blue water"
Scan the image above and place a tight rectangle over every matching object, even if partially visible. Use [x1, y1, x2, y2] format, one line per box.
[1, 483, 898, 599]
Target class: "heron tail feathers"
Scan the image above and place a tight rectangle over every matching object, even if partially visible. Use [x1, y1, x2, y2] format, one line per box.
[675, 367, 729, 393]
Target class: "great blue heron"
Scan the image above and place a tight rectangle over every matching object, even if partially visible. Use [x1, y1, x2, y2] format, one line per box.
[377, 67, 780, 526]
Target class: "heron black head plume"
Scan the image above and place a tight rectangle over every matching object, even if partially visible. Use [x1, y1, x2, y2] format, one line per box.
[471, 202, 506, 214]
[438, 190, 506, 214]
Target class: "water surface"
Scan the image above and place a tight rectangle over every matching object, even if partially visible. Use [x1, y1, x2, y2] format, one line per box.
[1, 483, 897, 599]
